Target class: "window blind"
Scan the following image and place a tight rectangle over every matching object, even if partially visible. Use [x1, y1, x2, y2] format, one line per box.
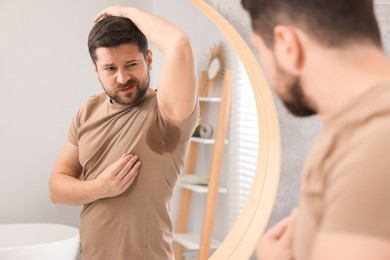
[228, 60, 259, 228]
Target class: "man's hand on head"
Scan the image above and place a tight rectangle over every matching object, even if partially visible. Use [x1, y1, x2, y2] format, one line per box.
[93, 5, 131, 23]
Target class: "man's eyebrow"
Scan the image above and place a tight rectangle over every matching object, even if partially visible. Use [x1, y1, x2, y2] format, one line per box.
[125, 59, 139, 63]
[102, 59, 139, 67]
[102, 63, 116, 67]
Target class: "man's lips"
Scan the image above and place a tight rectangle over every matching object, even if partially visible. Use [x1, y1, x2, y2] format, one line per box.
[120, 85, 135, 93]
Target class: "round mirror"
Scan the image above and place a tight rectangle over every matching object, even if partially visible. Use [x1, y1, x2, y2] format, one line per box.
[188, 1, 281, 259]
[156, 1, 281, 259]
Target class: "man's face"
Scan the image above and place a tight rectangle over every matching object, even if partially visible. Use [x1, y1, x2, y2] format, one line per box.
[94, 43, 151, 106]
[251, 33, 316, 117]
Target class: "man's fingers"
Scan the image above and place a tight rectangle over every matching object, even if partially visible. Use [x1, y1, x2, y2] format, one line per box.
[279, 218, 294, 246]
[119, 159, 141, 181]
[265, 215, 291, 240]
[116, 155, 139, 176]
[122, 168, 139, 189]
[279, 208, 298, 246]
[93, 8, 110, 23]
[93, 6, 126, 23]
[93, 14, 107, 23]
[104, 154, 134, 177]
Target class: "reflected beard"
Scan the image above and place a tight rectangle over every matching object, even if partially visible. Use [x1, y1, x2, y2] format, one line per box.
[274, 59, 316, 117]
[282, 79, 316, 117]
[102, 73, 150, 107]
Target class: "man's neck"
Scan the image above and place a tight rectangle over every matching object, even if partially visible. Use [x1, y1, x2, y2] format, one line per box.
[302, 44, 390, 120]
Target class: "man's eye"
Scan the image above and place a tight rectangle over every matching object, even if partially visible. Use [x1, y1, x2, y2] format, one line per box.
[104, 67, 116, 72]
[126, 63, 138, 68]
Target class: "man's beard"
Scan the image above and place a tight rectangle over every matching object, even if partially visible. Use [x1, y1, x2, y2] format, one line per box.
[274, 59, 316, 117]
[101, 71, 150, 107]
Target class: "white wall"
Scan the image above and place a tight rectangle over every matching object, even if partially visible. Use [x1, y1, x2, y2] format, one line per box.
[0, 0, 153, 226]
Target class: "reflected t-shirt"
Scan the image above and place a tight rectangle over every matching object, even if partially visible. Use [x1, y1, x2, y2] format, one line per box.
[293, 82, 390, 260]
[68, 90, 199, 260]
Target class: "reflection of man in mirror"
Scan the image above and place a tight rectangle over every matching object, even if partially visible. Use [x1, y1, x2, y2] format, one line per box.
[49, 5, 199, 260]
[242, 0, 390, 259]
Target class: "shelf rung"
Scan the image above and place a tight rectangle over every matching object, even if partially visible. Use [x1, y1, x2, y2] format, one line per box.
[190, 137, 229, 144]
[198, 96, 221, 102]
[173, 233, 220, 250]
[177, 183, 228, 193]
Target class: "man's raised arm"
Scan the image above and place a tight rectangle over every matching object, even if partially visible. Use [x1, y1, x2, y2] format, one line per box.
[94, 6, 198, 121]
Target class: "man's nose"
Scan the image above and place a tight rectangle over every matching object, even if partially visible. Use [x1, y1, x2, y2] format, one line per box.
[116, 69, 131, 84]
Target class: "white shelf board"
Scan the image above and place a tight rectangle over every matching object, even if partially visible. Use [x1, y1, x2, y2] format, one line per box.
[190, 137, 228, 144]
[178, 183, 228, 193]
[179, 175, 209, 185]
[173, 233, 220, 250]
[198, 96, 221, 102]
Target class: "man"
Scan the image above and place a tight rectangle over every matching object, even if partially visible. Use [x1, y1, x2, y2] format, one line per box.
[49, 5, 198, 260]
[242, 0, 390, 259]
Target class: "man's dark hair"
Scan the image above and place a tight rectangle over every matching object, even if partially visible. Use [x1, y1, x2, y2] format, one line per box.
[88, 16, 148, 63]
[241, 0, 382, 48]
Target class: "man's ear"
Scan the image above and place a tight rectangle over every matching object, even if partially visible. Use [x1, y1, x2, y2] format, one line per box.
[146, 49, 153, 70]
[273, 25, 304, 75]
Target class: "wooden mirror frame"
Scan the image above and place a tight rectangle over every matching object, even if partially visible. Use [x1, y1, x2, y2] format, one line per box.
[188, 0, 282, 259]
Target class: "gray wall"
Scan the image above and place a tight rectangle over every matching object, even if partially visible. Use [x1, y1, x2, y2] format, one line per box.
[376, 1, 390, 57]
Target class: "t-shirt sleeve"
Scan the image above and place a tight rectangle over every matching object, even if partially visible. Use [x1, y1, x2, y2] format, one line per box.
[158, 100, 200, 142]
[320, 128, 390, 240]
[67, 107, 84, 146]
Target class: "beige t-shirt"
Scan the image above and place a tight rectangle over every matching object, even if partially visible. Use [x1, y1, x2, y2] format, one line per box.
[294, 82, 390, 260]
[68, 90, 199, 260]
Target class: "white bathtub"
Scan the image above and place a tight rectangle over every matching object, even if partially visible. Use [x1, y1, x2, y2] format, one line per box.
[0, 223, 80, 260]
